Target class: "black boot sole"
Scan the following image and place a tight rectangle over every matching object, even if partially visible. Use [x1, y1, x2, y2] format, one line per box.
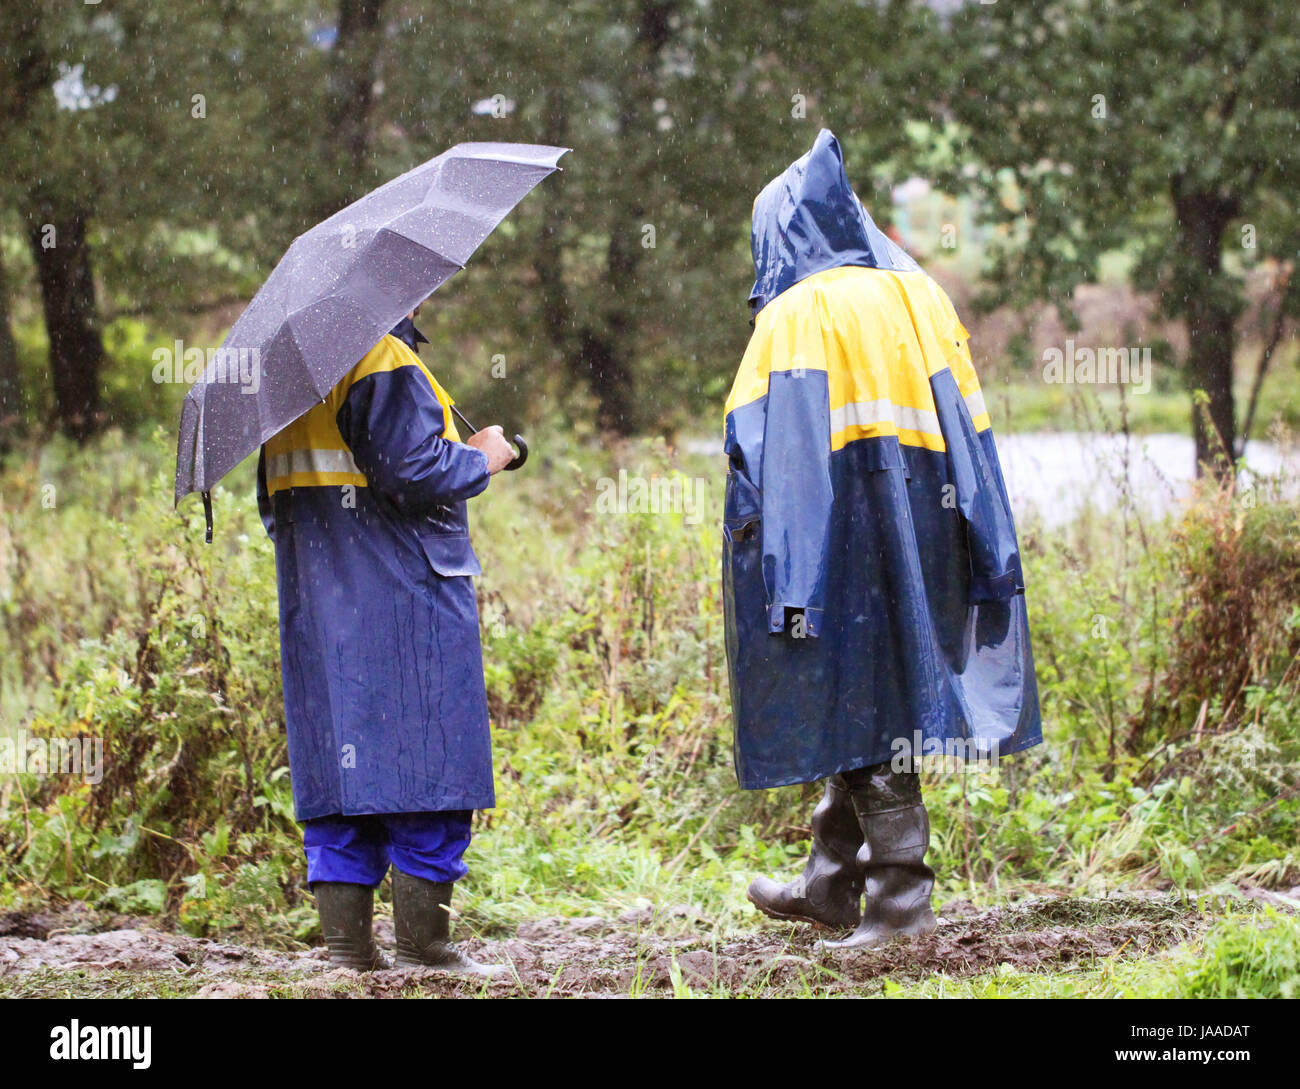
[745, 888, 858, 932]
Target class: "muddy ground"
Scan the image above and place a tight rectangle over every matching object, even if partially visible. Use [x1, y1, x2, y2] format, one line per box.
[5, 890, 1280, 998]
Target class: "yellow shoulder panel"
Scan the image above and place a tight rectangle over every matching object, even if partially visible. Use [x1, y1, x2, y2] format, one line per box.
[264, 334, 463, 495]
[726, 266, 966, 452]
[327, 335, 416, 412]
[896, 273, 990, 431]
[325, 334, 462, 440]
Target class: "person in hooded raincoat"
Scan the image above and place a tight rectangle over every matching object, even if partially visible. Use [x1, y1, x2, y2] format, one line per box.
[257, 311, 516, 974]
[723, 130, 1042, 948]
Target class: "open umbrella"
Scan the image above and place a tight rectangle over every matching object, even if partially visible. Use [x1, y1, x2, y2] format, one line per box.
[174, 141, 568, 538]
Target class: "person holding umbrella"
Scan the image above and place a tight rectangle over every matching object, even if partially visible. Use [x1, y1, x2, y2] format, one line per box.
[175, 143, 567, 973]
[722, 131, 1042, 948]
[256, 304, 514, 974]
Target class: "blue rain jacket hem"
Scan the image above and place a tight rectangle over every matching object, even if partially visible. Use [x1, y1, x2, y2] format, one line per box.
[736, 728, 1046, 792]
[295, 795, 494, 823]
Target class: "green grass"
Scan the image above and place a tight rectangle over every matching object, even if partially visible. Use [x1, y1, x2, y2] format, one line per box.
[891, 910, 1300, 999]
[1, 423, 1298, 997]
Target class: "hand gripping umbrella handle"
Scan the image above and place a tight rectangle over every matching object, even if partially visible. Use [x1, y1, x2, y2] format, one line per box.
[451, 404, 528, 472]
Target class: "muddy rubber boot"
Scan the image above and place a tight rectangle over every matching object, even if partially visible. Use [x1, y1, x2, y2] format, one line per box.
[821, 765, 937, 950]
[392, 870, 506, 977]
[313, 882, 392, 971]
[746, 775, 865, 930]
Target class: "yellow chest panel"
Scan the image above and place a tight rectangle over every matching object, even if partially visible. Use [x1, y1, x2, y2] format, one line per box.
[725, 266, 989, 453]
[264, 335, 462, 495]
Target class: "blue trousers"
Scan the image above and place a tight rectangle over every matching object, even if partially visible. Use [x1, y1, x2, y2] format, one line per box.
[303, 811, 472, 887]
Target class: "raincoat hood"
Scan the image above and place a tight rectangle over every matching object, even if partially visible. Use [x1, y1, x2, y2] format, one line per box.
[748, 128, 919, 315]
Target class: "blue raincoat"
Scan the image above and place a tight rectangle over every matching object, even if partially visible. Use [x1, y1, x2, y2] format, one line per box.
[258, 319, 495, 821]
[723, 130, 1042, 790]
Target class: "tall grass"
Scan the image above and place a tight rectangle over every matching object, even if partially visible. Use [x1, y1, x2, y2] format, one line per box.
[0, 427, 1297, 943]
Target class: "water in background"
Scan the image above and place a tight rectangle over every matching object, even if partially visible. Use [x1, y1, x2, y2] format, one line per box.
[996, 433, 1295, 528]
[685, 433, 1297, 529]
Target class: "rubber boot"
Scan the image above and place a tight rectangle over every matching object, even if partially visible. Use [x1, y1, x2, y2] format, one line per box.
[392, 870, 506, 977]
[313, 881, 392, 971]
[821, 765, 937, 950]
[746, 775, 865, 930]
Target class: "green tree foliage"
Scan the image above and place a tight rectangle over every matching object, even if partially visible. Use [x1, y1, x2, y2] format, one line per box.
[3, 2, 1296, 448]
[324, 0, 936, 431]
[3, 1, 944, 439]
[936, 0, 1300, 472]
[0, 1, 325, 437]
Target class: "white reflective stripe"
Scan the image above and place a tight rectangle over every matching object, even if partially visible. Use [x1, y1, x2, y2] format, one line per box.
[266, 447, 361, 480]
[830, 399, 941, 437]
[896, 403, 941, 435]
[830, 397, 891, 433]
[965, 388, 988, 419]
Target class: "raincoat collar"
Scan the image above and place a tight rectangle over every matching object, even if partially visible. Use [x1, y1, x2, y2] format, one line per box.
[748, 128, 920, 316]
[388, 315, 429, 354]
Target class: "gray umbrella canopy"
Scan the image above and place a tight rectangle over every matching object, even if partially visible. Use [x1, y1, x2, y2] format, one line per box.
[174, 141, 568, 507]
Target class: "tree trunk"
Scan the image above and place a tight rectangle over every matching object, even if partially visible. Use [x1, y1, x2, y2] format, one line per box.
[532, 92, 576, 361]
[0, 246, 23, 451]
[27, 209, 105, 442]
[529, 94, 639, 431]
[580, 325, 636, 433]
[316, 0, 386, 219]
[575, 0, 678, 434]
[1172, 186, 1239, 475]
[0, 11, 49, 450]
[586, 214, 645, 432]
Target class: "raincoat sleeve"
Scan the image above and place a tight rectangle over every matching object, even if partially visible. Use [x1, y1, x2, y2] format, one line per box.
[336, 366, 490, 518]
[931, 348, 1024, 603]
[757, 305, 835, 638]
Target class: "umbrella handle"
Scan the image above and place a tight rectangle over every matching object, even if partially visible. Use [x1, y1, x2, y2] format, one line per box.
[505, 434, 528, 471]
[202, 490, 213, 544]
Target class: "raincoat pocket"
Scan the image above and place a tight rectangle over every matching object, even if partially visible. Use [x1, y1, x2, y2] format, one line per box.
[422, 500, 471, 536]
[862, 436, 911, 479]
[416, 529, 483, 578]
